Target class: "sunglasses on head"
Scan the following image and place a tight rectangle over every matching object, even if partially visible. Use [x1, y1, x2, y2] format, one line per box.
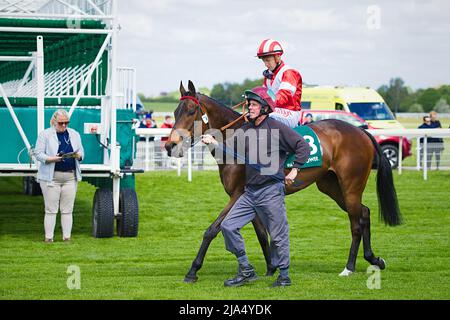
[58, 121, 70, 126]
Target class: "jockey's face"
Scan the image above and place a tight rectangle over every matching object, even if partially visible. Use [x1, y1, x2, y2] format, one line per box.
[248, 100, 262, 119]
[261, 55, 281, 71]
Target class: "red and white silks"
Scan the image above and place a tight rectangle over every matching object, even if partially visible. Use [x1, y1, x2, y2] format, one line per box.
[264, 62, 302, 128]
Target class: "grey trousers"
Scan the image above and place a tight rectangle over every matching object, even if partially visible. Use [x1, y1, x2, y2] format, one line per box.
[221, 182, 290, 270]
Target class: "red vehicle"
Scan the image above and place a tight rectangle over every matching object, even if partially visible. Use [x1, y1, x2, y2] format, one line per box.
[299, 110, 412, 168]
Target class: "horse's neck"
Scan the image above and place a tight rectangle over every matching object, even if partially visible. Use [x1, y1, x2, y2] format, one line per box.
[201, 96, 243, 136]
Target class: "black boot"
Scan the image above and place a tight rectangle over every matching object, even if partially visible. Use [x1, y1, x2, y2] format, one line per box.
[271, 275, 291, 287]
[224, 264, 258, 287]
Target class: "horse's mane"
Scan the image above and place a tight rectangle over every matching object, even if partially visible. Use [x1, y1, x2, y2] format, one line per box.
[198, 93, 242, 119]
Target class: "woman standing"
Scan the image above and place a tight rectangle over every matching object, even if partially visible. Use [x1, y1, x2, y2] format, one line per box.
[34, 109, 84, 242]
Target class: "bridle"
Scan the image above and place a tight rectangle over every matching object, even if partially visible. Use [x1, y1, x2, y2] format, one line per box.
[179, 94, 249, 134]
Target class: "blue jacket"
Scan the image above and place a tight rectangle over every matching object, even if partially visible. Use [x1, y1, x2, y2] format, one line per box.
[418, 122, 443, 144]
[34, 127, 85, 183]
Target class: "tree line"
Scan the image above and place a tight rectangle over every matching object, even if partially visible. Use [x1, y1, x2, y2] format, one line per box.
[377, 78, 450, 113]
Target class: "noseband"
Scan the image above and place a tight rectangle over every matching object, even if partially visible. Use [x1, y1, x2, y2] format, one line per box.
[179, 95, 249, 134]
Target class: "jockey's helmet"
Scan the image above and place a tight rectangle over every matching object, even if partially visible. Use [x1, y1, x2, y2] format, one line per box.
[244, 86, 276, 114]
[256, 39, 284, 58]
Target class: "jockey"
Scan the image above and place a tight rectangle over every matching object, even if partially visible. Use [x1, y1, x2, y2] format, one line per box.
[256, 39, 302, 128]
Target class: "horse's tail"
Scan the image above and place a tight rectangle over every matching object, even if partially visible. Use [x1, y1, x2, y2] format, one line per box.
[362, 129, 402, 226]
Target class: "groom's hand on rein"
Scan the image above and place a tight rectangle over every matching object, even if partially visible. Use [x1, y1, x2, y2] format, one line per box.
[201, 134, 218, 146]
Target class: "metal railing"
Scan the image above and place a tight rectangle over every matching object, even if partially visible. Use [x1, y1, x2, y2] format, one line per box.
[134, 128, 450, 181]
[116, 67, 136, 111]
[367, 129, 450, 180]
[133, 128, 219, 181]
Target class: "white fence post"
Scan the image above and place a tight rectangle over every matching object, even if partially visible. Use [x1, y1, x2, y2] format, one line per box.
[423, 136, 428, 181]
[144, 136, 150, 172]
[416, 137, 421, 171]
[188, 147, 192, 182]
[177, 158, 182, 177]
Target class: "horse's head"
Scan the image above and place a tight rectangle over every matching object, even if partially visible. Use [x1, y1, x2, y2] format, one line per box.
[165, 80, 207, 157]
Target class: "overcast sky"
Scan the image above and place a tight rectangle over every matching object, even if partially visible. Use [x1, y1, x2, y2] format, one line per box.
[115, 0, 450, 97]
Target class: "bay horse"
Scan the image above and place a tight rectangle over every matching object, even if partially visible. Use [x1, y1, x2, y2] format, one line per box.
[165, 81, 401, 283]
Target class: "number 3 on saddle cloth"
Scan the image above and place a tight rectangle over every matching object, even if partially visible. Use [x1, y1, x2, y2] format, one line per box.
[285, 125, 323, 169]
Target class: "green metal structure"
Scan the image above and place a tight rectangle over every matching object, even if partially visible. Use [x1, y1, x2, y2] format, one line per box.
[0, 0, 140, 238]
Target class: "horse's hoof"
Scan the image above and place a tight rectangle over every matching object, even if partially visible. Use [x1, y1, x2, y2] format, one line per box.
[377, 258, 386, 270]
[339, 267, 354, 277]
[184, 275, 198, 283]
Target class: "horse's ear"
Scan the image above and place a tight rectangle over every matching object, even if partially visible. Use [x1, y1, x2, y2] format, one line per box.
[188, 80, 196, 95]
[180, 81, 187, 97]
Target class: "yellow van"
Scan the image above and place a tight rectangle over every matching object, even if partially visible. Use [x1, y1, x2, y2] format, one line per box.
[301, 86, 404, 129]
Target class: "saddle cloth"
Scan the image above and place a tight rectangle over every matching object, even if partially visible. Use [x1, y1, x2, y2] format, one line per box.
[285, 125, 323, 169]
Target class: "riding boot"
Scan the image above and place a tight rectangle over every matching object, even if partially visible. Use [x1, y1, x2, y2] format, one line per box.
[224, 264, 258, 287]
[271, 275, 292, 287]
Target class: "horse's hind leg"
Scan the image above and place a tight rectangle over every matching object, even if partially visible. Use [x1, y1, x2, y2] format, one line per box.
[341, 198, 363, 276]
[361, 205, 386, 270]
[316, 172, 364, 276]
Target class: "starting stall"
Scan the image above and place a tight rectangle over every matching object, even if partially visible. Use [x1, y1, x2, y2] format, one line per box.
[0, 0, 141, 238]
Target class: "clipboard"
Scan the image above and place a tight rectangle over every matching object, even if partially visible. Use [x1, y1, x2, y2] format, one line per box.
[58, 149, 80, 159]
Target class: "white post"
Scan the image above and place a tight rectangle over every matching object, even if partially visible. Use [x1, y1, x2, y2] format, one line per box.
[144, 136, 150, 172]
[132, 69, 137, 112]
[416, 137, 421, 170]
[398, 136, 403, 175]
[100, 96, 110, 165]
[110, 0, 120, 215]
[423, 136, 428, 181]
[109, 0, 118, 172]
[188, 147, 192, 182]
[177, 158, 182, 177]
[112, 146, 121, 216]
[36, 36, 45, 136]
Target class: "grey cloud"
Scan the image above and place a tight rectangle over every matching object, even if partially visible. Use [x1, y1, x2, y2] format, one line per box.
[117, 0, 450, 96]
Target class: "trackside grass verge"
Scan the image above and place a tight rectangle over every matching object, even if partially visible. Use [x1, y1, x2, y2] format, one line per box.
[0, 170, 449, 299]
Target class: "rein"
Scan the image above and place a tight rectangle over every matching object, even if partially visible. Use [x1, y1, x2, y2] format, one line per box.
[179, 96, 248, 132]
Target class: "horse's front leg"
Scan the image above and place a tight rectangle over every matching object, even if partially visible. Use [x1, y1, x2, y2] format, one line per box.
[184, 193, 242, 283]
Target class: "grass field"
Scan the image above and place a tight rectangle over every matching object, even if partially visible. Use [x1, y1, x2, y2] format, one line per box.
[1, 170, 449, 300]
[143, 101, 177, 113]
